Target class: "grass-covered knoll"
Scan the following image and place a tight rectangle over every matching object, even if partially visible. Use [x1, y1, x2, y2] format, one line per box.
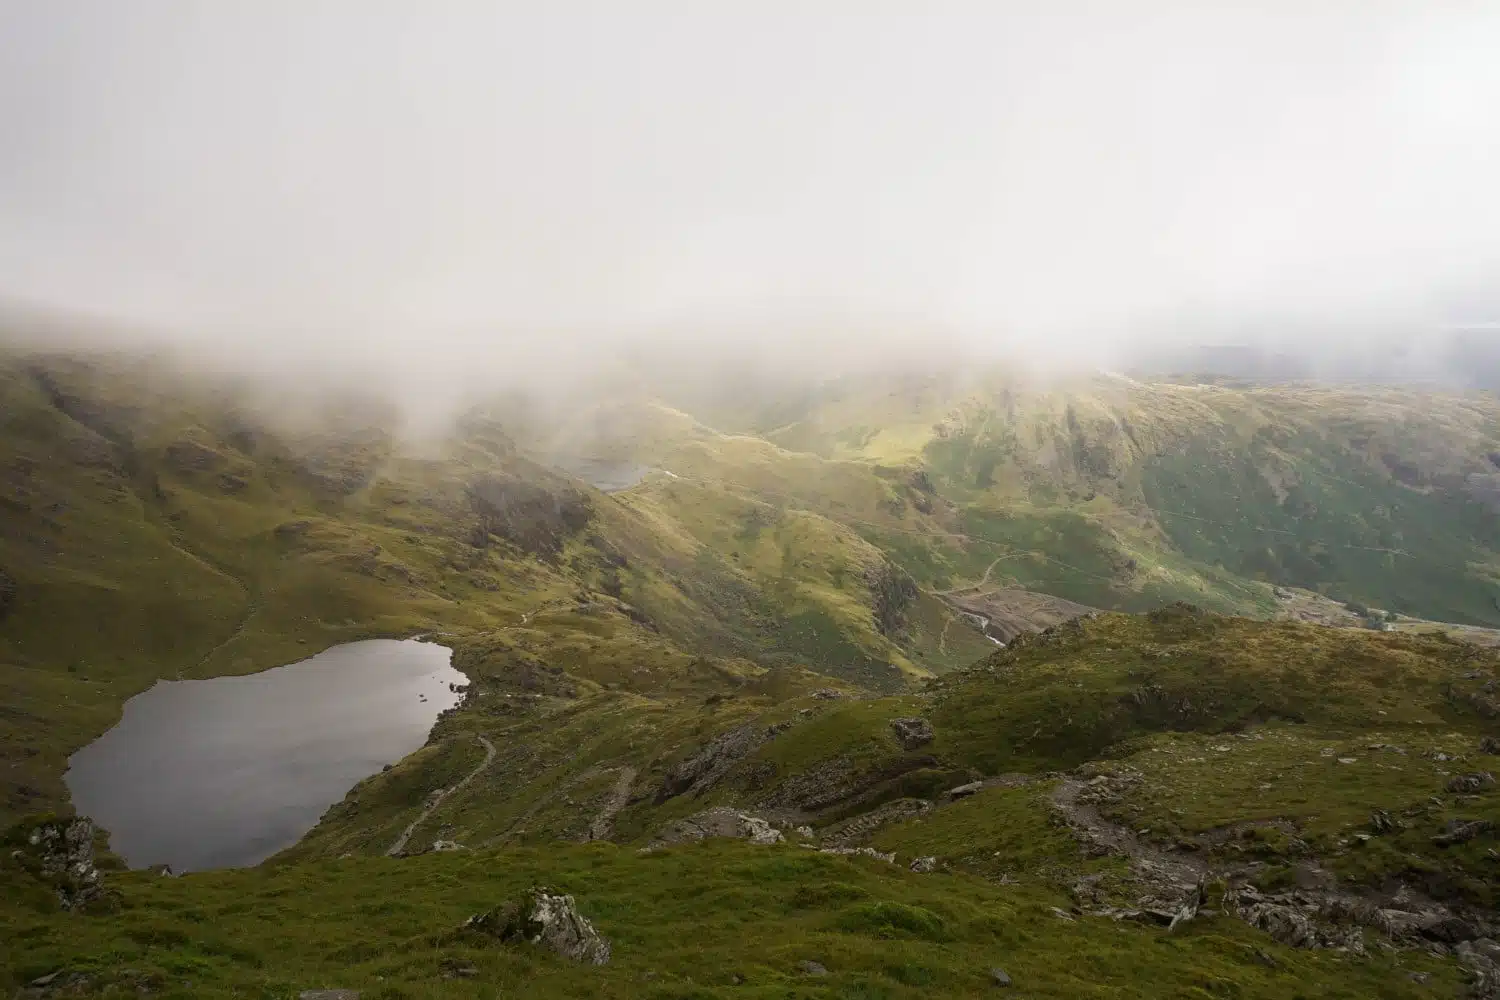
[1093, 721, 1500, 906]
[926, 605, 1500, 775]
[0, 839, 1458, 999]
[871, 783, 1126, 885]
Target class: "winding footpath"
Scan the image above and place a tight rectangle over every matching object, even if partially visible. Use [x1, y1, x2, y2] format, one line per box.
[934, 555, 1008, 596]
[386, 734, 496, 857]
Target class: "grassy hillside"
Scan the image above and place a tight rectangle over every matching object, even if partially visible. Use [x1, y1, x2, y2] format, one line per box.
[9, 607, 1496, 996]
[11, 349, 1500, 996]
[547, 369, 1500, 627]
[0, 350, 991, 826]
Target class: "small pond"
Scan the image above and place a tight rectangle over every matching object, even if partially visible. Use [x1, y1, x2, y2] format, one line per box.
[65, 639, 466, 872]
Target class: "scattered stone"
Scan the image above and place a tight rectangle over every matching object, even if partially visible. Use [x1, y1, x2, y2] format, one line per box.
[890, 717, 935, 750]
[910, 856, 938, 873]
[1481, 737, 1500, 755]
[145, 863, 175, 877]
[794, 825, 815, 839]
[818, 845, 896, 863]
[947, 781, 985, 800]
[989, 967, 1012, 987]
[1434, 819, 1493, 847]
[1168, 880, 1207, 932]
[29, 972, 64, 987]
[440, 959, 478, 979]
[1446, 772, 1496, 794]
[811, 688, 845, 700]
[798, 960, 828, 976]
[430, 840, 468, 852]
[1370, 810, 1399, 834]
[649, 807, 784, 849]
[299, 992, 361, 1000]
[1050, 907, 1076, 921]
[462, 887, 611, 965]
[1337, 757, 1358, 765]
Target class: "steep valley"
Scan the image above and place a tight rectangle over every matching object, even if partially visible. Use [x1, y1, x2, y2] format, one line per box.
[8, 348, 1500, 998]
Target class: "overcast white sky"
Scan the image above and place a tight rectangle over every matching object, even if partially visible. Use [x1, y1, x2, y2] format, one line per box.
[2, 2, 1498, 374]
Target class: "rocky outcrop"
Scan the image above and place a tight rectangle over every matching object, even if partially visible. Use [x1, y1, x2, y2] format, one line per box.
[1224, 888, 1365, 953]
[463, 887, 611, 965]
[656, 722, 789, 802]
[1435, 818, 1493, 847]
[648, 807, 784, 849]
[467, 475, 593, 559]
[820, 798, 932, 848]
[1446, 772, 1496, 794]
[890, 717, 934, 750]
[867, 561, 918, 637]
[1458, 939, 1500, 998]
[163, 438, 225, 472]
[14, 816, 104, 910]
[758, 753, 939, 815]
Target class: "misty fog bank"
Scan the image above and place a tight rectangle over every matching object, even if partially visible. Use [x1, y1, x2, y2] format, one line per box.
[1, 3, 1497, 385]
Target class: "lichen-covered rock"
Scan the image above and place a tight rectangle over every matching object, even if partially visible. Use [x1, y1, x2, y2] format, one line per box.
[464, 887, 611, 965]
[910, 855, 938, 873]
[1458, 939, 1500, 998]
[890, 717, 934, 750]
[12, 815, 104, 910]
[649, 807, 784, 849]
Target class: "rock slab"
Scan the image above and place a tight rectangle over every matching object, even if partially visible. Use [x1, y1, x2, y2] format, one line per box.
[465, 886, 611, 965]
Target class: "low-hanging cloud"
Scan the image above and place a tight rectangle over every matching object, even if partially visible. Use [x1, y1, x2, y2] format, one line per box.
[2, 2, 1498, 390]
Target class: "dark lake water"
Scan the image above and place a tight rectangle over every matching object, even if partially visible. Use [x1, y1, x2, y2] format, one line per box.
[66, 639, 466, 872]
[548, 456, 652, 492]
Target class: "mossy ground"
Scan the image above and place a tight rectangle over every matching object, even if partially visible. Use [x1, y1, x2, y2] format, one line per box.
[0, 841, 1460, 999]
